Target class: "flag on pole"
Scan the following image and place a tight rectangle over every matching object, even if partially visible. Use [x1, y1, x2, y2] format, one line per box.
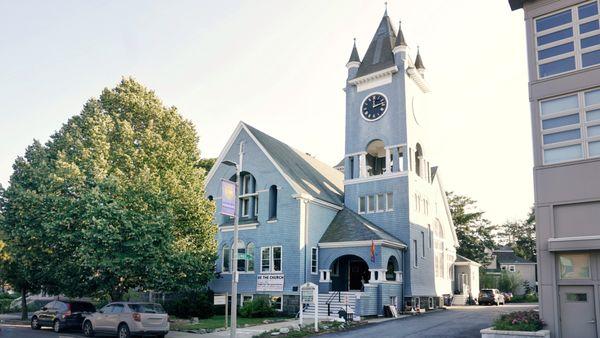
[221, 180, 236, 216]
[370, 240, 376, 263]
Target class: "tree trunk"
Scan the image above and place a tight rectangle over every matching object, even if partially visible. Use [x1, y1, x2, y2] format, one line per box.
[20, 286, 27, 320]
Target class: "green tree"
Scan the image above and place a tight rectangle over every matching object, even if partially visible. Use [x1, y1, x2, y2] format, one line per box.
[446, 192, 497, 265]
[197, 158, 216, 174]
[498, 271, 523, 294]
[1, 78, 217, 301]
[513, 208, 536, 262]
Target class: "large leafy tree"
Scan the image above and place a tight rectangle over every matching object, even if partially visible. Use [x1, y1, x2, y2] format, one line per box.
[446, 192, 497, 265]
[512, 208, 536, 262]
[1, 78, 217, 301]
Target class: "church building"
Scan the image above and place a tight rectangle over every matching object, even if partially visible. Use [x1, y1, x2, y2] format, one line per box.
[204, 10, 470, 318]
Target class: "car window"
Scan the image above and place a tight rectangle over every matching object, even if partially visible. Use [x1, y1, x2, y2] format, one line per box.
[71, 302, 96, 313]
[55, 302, 68, 311]
[100, 305, 112, 313]
[44, 301, 56, 310]
[128, 303, 166, 314]
[111, 304, 124, 313]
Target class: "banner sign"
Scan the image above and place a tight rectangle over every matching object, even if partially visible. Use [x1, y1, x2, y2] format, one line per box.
[256, 274, 284, 292]
[220, 180, 236, 216]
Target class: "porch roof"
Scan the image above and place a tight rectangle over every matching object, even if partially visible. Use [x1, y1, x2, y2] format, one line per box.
[319, 208, 405, 246]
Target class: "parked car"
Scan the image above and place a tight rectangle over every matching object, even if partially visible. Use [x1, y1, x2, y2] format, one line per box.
[30, 299, 96, 333]
[82, 302, 169, 338]
[479, 289, 505, 306]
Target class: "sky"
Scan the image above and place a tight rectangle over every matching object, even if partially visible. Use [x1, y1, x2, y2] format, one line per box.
[0, 0, 532, 225]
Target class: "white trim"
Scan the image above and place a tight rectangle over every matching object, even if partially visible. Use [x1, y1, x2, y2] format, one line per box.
[291, 193, 344, 211]
[346, 61, 360, 69]
[318, 240, 407, 249]
[344, 171, 408, 185]
[260, 246, 271, 273]
[406, 67, 431, 93]
[266, 219, 278, 224]
[219, 223, 258, 232]
[272, 245, 283, 273]
[393, 45, 408, 54]
[359, 92, 389, 122]
[549, 234, 600, 242]
[348, 65, 398, 85]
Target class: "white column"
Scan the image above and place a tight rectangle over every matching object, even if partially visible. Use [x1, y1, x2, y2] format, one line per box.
[359, 153, 367, 178]
[377, 269, 387, 282]
[385, 147, 391, 174]
[369, 269, 377, 283]
[319, 270, 331, 283]
[395, 271, 403, 283]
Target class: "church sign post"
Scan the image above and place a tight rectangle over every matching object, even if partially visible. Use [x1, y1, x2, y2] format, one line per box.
[299, 282, 318, 332]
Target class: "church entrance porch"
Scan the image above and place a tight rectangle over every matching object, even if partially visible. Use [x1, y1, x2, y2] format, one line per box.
[330, 255, 370, 292]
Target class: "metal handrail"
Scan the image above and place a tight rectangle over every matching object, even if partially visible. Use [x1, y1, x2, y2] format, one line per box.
[326, 291, 341, 316]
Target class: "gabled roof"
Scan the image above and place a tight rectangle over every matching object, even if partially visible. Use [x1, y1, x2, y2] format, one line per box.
[214, 122, 344, 206]
[493, 247, 535, 264]
[508, 0, 527, 10]
[455, 254, 482, 266]
[356, 13, 398, 78]
[395, 21, 407, 47]
[319, 208, 405, 245]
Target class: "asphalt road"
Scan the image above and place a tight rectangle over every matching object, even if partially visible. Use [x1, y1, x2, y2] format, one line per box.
[321, 303, 538, 338]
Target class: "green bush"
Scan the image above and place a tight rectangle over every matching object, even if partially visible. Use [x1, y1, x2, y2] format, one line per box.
[239, 298, 276, 318]
[493, 310, 544, 332]
[162, 290, 214, 319]
[508, 294, 539, 303]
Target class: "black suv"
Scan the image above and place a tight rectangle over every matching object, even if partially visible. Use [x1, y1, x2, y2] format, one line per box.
[31, 300, 96, 333]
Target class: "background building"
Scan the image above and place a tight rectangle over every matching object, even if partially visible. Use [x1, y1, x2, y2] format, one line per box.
[510, 0, 600, 337]
[485, 246, 537, 295]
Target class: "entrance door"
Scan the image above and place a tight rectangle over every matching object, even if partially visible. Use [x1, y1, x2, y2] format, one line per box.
[559, 285, 597, 338]
[348, 260, 365, 291]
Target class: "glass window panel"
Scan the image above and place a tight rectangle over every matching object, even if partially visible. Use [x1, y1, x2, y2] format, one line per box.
[359, 196, 366, 213]
[585, 89, 600, 106]
[588, 125, 600, 137]
[581, 34, 600, 48]
[261, 248, 270, 272]
[541, 94, 579, 116]
[538, 42, 574, 60]
[588, 109, 600, 121]
[247, 243, 254, 272]
[539, 57, 576, 77]
[583, 49, 600, 67]
[223, 246, 230, 272]
[566, 293, 588, 302]
[537, 28, 574, 46]
[544, 144, 583, 164]
[579, 2, 599, 19]
[580, 20, 600, 34]
[589, 140, 600, 157]
[386, 192, 393, 210]
[368, 195, 375, 212]
[542, 113, 580, 129]
[237, 246, 246, 271]
[543, 129, 581, 144]
[559, 254, 590, 279]
[536, 10, 572, 32]
[377, 193, 385, 211]
[273, 247, 282, 272]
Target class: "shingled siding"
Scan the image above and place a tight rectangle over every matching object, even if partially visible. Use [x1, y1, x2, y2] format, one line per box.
[356, 284, 379, 317]
[206, 129, 302, 295]
[407, 222, 436, 297]
[305, 202, 339, 286]
[380, 282, 403, 314]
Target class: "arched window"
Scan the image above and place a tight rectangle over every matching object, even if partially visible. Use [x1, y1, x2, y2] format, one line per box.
[269, 185, 278, 220]
[366, 140, 386, 176]
[222, 244, 230, 272]
[386, 256, 399, 281]
[236, 240, 246, 272]
[246, 242, 255, 272]
[231, 173, 258, 219]
[415, 143, 424, 178]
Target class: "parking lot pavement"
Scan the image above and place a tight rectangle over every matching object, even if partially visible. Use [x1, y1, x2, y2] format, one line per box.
[321, 303, 538, 338]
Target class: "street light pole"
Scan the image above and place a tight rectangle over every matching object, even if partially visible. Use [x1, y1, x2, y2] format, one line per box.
[229, 141, 244, 338]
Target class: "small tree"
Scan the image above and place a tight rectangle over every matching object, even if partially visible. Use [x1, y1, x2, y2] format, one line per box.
[498, 271, 522, 294]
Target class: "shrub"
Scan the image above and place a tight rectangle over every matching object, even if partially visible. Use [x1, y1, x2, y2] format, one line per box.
[493, 310, 544, 332]
[239, 298, 276, 318]
[508, 294, 539, 303]
[162, 290, 214, 319]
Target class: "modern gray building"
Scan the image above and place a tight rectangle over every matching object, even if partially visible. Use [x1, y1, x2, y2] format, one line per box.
[510, 0, 600, 337]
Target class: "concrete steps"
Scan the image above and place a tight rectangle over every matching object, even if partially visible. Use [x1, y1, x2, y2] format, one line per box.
[451, 294, 467, 306]
[302, 292, 358, 320]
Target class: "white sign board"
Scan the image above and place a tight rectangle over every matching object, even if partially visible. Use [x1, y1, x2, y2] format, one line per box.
[299, 282, 319, 332]
[256, 274, 284, 292]
[301, 288, 315, 304]
[214, 295, 227, 305]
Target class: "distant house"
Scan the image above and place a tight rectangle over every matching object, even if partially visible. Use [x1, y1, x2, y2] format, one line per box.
[485, 246, 537, 295]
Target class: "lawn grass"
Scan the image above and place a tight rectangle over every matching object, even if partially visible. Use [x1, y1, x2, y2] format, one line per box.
[172, 315, 292, 331]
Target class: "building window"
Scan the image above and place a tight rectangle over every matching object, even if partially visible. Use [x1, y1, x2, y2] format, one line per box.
[501, 265, 507, 270]
[428, 297, 434, 309]
[261, 247, 271, 272]
[367, 195, 375, 213]
[246, 243, 255, 272]
[377, 193, 385, 212]
[421, 231, 426, 257]
[386, 192, 394, 211]
[413, 240, 418, 267]
[508, 265, 516, 272]
[273, 246, 282, 272]
[270, 295, 283, 311]
[222, 245, 230, 273]
[311, 248, 318, 274]
[237, 173, 257, 218]
[359, 196, 366, 214]
[535, 1, 600, 78]
[268, 185, 277, 220]
[540, 88, 600, 164]
[559, 253, 591, 279]
[241, 295, 253, 306]
[236, 240, 246, 272]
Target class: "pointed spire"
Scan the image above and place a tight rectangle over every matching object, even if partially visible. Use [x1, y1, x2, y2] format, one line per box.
[348, 38, 361, 64]
[384, 2, 388, 16]
[415, 46, 425, 70]
[395, 20, 407, 47]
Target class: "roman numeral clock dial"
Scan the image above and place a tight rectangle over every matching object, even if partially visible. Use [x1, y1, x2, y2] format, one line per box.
[361, 93, 388, 121]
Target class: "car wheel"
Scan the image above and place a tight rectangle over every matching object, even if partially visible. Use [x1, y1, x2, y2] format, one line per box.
[118, 323, 131, 338]
[30, 316, 40, 330]
[53, 319, 62, 333]
[83, 320, 95, 337]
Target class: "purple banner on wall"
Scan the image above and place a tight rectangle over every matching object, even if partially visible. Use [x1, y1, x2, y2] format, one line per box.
[221, 180, 236, 216]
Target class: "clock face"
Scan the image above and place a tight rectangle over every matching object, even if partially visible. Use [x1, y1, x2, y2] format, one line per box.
[361, 93, 388, 121]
